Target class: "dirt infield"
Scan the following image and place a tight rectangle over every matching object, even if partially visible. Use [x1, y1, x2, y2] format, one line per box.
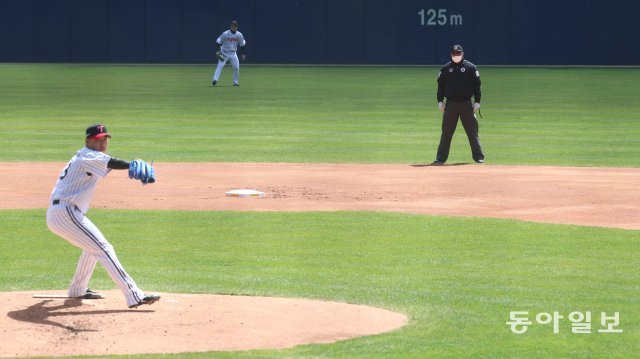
[1, 162, 639, 229]
[0, 291, 407, 357]
[1, 162, 638, 356]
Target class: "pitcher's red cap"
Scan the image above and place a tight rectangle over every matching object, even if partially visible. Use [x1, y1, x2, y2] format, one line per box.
[86, 124, 111, 139]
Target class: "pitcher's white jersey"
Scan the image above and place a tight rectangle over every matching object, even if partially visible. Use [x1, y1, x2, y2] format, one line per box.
[50, 147, 112, 214]
[217, 30, 246, 55]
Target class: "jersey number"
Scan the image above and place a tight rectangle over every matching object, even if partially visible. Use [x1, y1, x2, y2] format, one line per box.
[60, 162, 72, 180]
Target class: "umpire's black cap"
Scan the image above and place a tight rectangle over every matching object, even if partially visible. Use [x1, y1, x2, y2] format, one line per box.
[451, 44, 464, 54]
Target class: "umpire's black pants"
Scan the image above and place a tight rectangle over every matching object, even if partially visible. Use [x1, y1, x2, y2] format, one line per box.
[435, 99, 484, 163]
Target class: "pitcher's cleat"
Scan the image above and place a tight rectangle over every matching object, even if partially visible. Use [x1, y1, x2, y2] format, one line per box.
[76, 289, 104, 299]
[129, 294, 161, 308]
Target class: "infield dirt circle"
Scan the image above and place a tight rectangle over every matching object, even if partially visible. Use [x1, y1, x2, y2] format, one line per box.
[1, 162, 639, 356]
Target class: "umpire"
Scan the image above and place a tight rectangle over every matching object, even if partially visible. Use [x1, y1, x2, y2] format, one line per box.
[433, 44, 484, 164]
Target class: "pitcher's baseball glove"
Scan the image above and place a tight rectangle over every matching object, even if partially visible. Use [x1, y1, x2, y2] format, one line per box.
[129, 159, 156, 185]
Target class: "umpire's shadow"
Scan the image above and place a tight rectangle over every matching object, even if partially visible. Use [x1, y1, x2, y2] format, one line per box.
[7, 299, 152, 333]
[411, 162, 469, 167]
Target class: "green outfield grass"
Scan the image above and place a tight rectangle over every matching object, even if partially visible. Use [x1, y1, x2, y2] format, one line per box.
[1, 209, 638, 358]
[1, 64, 638, 358]
[0, 64, 638, 166]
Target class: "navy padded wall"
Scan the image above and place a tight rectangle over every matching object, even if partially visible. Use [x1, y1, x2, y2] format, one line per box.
[291, 0, 327, 63]
[33, 0, 71, 62]
[0, 0, 36, 61]
[401, 0, 438, 64]
[254, 0, 291, 63]
[0, 0, 638, 65]
[472, 0, 511, 65]
[71, 0, 109, 62]
[326, 0, 364, 64]
[620, 0, 640, 65]
[182, 0, 220, 63]
[363, 0, 401, 64]
[109, 0, 145, 62]
[585, 0, 622, 65]
[145, 0, 182, 62]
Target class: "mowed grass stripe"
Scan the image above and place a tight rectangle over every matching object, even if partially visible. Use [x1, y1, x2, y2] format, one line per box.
[0, 65, 638, 166]
[2, 209, 638, 358]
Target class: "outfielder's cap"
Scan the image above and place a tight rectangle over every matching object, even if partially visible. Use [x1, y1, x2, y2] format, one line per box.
[230, 20, 238, 26]
[86, 124, 111, 139]
[451, 44, 464, 54]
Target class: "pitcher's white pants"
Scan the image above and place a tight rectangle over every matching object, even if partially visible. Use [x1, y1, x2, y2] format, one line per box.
[212, 52, 240, 85]
[46, 205, 145, 307]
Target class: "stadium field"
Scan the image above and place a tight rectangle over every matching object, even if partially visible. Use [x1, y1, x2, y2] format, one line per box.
[0, 64, 638, 358]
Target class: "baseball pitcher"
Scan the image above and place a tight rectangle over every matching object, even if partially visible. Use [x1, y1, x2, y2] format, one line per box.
[212, 20, 246, 86]
[46, 124, 160, 308]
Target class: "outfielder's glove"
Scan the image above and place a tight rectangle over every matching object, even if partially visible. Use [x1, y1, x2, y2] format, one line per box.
[129, 159, 156, 185]
[216, 50, 226, 61]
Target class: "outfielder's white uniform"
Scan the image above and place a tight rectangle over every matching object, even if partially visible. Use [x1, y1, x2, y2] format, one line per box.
[212, 30, 246, 85]
[46, 147, 145, 307]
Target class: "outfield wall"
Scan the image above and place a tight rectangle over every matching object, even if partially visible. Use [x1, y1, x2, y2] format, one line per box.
[0, 0, 638, 65]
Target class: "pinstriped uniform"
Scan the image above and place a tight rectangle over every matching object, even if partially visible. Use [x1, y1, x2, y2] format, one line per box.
[46, 147, 145, 307]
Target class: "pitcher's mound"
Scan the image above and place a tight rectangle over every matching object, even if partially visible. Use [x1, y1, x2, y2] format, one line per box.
[0, 290, 407, 357]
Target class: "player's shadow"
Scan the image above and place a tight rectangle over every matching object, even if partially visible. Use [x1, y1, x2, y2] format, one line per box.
[411, 162, 469, 167]
[7, 299, 153, 333]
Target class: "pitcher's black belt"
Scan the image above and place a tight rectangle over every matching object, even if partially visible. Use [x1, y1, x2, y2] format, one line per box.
[52, 199, 81, 212]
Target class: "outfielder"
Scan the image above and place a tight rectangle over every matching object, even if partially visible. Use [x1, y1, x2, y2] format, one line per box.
[212, 20, 246, 86]
[46, 124, 160, 308]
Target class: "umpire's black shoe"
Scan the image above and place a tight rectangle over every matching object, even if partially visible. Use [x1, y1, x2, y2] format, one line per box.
[76, 289, 104, 299]
[129, 294, 161, 308]
[212, 80, 217, 86]
[475, 159, 484, 164]
[432, 160, 445, 165]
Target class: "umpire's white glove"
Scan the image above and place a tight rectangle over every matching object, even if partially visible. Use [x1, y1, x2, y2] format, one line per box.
[438, 102, 445, 112]
[473, 102, 481, 112]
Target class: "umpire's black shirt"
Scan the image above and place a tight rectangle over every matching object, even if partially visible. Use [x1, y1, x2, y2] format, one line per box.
[437, 60, 481, 103]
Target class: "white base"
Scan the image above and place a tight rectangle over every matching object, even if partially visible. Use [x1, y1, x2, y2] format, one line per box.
[225, 189, 265, 198]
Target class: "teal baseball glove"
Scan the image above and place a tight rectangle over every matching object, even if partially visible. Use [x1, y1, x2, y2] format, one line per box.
[129, 159, 156, 185]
